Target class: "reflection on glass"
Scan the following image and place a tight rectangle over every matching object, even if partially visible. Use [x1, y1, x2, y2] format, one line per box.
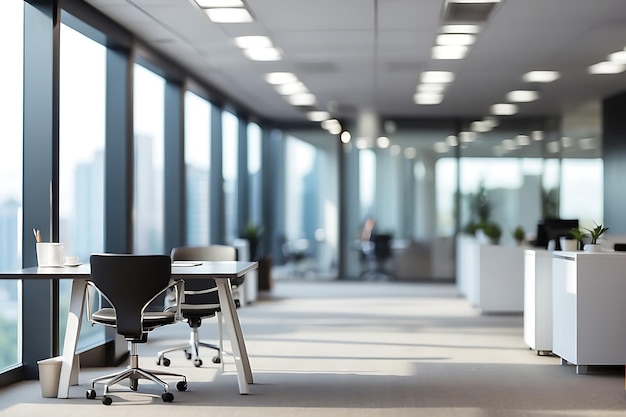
[0, 0, 23, 371]
[247, 122, 262, 227]
[222, 111, 239, 243]
[359, 149, 376, 219]
[285, 136, 318, 241]
[133, 64, 165, 254]
[59, 22, 106, 351]
[185, 91, 211, 246]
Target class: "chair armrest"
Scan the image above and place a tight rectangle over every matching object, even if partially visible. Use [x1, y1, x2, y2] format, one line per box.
[168, 279, 185, 322]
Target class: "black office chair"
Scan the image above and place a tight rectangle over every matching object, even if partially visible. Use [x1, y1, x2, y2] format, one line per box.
[156, 245, 237, 368]
[85, 254, 188, 405]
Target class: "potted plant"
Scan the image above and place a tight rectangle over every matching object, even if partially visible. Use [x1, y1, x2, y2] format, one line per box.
[569, 227, 585, 251]
[583, 223, 609, 252]
[513, 226, 525, 245]
[480, 221, 502, 245]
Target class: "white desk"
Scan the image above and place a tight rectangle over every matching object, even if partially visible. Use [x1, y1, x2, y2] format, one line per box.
[1, 261, 257, 398]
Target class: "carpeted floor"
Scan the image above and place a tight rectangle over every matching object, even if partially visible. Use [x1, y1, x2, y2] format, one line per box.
[1, 279, 625, 416]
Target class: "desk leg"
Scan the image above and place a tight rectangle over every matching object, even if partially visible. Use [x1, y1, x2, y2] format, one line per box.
[215, 279, 253, 394]
[57, 279, 87, 399]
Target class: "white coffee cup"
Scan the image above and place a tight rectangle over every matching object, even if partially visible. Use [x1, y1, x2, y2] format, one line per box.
[64, 256, 79, 265]
[36, 242, 64, 267]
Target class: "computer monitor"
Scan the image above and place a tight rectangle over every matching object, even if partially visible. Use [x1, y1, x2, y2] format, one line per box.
[535, 218, 579, 249]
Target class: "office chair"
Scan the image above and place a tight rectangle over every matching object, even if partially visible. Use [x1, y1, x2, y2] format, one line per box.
[361, 234, 393, 280]
[156, 245, 237, 368]
[85, 254, 188, 405]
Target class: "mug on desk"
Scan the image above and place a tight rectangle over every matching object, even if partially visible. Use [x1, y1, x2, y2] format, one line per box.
[36, 242, 64, 267]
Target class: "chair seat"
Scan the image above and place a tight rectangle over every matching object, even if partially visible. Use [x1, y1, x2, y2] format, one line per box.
[92, 308, 176, 328]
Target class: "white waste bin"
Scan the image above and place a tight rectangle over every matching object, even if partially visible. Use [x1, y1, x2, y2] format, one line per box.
[37, 357, 62, 398]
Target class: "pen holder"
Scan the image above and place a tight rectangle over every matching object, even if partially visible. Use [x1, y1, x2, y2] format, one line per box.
[36, 242, 64, 267]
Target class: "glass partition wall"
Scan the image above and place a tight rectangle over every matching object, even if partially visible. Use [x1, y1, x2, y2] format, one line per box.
[0, 0, 24, 371]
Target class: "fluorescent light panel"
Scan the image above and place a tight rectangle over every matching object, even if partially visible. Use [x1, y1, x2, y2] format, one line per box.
[307, 111, 331, 122]
[287, 93, 316, 106]
[491, 103, 518, 115]
[275, 82, 308, 95]
[195, 0, 244, 7]
[234, 36, 272, 49]
[440, 24, 480, 34]
[417, 83, 446, 93]
[243, 47, 281, 61]
[265, 72, 298, 85]
[588, 61, 625, 74]
[414, 92, 443, 105]
[432, 45, 468, 59]
[436, 33, 475, 46]
[420, 71, 455, 83]
[205, 8, 253, 22]
[506, 90, 539, 102]
[522, 70, 560, 83]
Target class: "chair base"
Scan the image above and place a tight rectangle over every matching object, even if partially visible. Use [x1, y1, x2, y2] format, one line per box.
[87, 348, 187, 405]
[157, 323, 223, 369]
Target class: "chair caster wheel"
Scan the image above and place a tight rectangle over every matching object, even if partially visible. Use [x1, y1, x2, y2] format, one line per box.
[102, 396, 113, 405]
[162, 392, 174, 402]
[212, 356, 221, 364]
[193, 358, 203, 367]
[185, 352, 192, 360]
[86, 389, 96, 400]
[176, 381, 188, 391]
[161, 357, 171, 367]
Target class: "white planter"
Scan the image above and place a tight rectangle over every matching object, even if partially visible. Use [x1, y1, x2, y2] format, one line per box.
[583, 243, 602, 252]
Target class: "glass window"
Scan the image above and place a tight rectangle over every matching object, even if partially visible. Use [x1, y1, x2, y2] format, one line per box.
[359, 149, 376, 219]
[247, 122, 262, 227]
[0, 0, 23, 371]
[58, 21, 106, 351]
[560, 158, 603, 228]
[222, 111, 239, 243]
[284, 136, 318, 241]
[184, 91, 211, 246]
[133, 64, 165, 254]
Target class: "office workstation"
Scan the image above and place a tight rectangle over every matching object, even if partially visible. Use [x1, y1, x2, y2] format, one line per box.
[4, 0, 626, 415]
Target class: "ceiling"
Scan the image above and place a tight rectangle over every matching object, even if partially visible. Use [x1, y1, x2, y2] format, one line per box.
[81, 0, 626, 132]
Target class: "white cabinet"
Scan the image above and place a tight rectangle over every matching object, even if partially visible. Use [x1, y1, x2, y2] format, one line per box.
[456, 236, 524, 313]
[552, 252, 626, 372]
[524, 249, 553, 354]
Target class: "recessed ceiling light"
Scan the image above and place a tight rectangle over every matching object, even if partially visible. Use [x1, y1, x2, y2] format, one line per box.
[274, 81, 308, 95]
[234, 36, 272, 49]
[432, 45, 468, 60]
[404, 147, 417, 159]
[417, 83, 446, 93]
[440, 24, 480, 34]
[608, 50, 626, 64]
[243, 47, 281, 61]
[265, 72, 298, 85]
[340, 131, 352, 143]
[588, 61, 625, 74]
[531, 130, 544, 141]
[448, 0, 500, 3]
[516, 135, 530, 146]
[470, 120, 493, 132]
[205, 8, 253, 23]
[506, 90, 539, 102]
[321, 119, 341, 131]
[420, 71, 455, 83]
[522, 71, 560, 83]
[196, 0, 244, 7]
[377, 136, 390, 149]
[490, 103, 518, 115]
[414, 92, 444, 105]
[436, 34, 475, 46]
[446, 135, 458, 146]
[306, 111, 331, 122]
[287, 93, 316, 106]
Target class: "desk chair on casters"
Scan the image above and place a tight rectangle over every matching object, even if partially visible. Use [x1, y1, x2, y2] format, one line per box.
[156, 245, 237, 368]
[85, 254, 188, 405]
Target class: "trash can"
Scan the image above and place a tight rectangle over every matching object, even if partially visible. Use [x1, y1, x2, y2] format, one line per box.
[37, 357, 62, 398]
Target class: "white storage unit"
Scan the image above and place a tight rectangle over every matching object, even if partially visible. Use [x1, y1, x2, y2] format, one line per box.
[552, 251, 626, 373]
[524, 249, 554, 354]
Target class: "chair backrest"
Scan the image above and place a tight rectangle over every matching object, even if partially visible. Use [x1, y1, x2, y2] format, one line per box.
[171, 245, 237, 303]
[90, 254, 172, 339]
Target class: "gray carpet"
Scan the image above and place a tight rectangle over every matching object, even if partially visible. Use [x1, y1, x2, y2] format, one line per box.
[1, 279, 625, 416]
